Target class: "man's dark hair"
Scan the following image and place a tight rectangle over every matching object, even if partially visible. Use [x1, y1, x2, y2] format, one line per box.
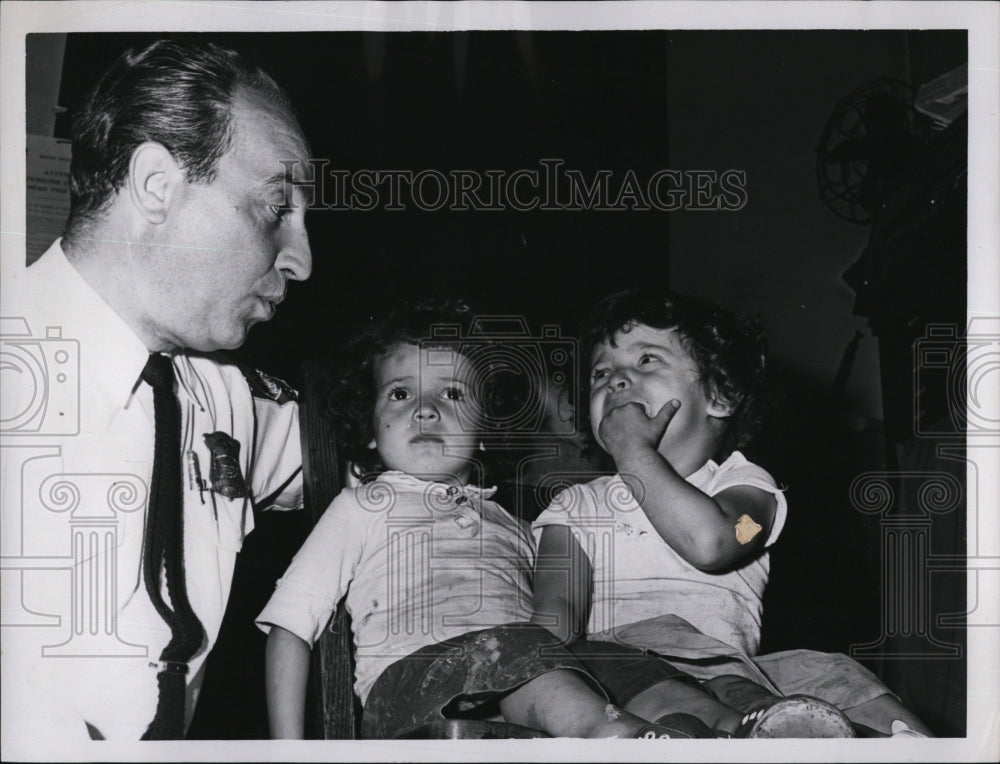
[64, 39, 294, 245]
[329, 300, 509, 484]
[583, 288, 769, 461]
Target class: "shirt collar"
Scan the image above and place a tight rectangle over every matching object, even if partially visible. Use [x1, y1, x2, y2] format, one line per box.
[37, 242, 233, 414]
[377, 470, 497, 500]
[32, 240, 151, 408]
[684, 457, 718, 486]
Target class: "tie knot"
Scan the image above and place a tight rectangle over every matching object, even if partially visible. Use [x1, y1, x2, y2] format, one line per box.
[142, 353, 175, 391]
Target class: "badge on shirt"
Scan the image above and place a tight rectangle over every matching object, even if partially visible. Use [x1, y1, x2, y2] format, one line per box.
[203, 432, 247, 499]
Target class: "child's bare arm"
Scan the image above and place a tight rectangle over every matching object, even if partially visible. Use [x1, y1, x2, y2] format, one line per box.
[531, 525, 593, 643]
[265, 625, 312, 739]
[601, 400, 777, 571]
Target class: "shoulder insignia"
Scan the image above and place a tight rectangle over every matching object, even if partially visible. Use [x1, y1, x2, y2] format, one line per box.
[242, 366, 299, 404]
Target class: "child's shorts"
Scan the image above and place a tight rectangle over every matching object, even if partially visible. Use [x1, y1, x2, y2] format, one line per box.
[750, 649, 894, 710]
[361, 623, 591, 738]
[590, 614, 895, 710]
[563, 638, 706, 706]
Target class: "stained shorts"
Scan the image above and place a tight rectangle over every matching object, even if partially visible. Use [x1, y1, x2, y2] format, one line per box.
[361, 623, 597, 739]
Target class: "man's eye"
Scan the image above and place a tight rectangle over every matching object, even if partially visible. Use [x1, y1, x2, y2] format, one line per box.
[443, 387, 465, 401]
[388, 387, 409, 401]
[267, 203, 294, 220]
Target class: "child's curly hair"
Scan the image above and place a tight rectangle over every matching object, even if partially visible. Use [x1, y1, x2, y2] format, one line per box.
[582, 288, 769, 462]
[328, 299, 508, 483]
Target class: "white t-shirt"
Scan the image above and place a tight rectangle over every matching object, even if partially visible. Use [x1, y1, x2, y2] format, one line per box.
[1, 241, 302, 743]
[257, 471, 536, 704]
[531, 452, 787, 656]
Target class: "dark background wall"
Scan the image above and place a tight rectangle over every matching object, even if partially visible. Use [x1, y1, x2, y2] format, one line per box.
[661, 32, 968, 738]
[31, 29, 968, 737]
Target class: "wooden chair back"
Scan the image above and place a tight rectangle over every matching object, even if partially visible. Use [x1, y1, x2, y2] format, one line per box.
[298, 360, 361, 739]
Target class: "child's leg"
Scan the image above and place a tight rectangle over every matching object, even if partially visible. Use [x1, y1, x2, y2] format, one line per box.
[626, 677, 743, 733]
[605, 673, 857, 739]
[560, 640, 852, 737]
[627, 675, 851, 737]
[705, 673, 777, 712]
[841, 694, 933, 737]
[560, 639, 740, 733]
[498, 668, 712, 738]
[749, 650, 934, 736]
[703, 674, 856, 738]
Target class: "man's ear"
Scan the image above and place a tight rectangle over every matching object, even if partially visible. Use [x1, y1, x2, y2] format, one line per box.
[367, 437, 378, 449]
[127, 142, 183, 225]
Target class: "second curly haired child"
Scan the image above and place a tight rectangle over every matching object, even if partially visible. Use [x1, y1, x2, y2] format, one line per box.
[531, 288, 932, 737]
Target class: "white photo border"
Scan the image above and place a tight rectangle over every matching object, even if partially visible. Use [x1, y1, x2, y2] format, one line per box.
[1, 2, 997, 762]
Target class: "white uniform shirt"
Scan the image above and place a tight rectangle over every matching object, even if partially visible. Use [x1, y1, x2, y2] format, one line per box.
[0, 242, 302, 742]
[257, 471, 535, 704]
[531, 452, 787, 656]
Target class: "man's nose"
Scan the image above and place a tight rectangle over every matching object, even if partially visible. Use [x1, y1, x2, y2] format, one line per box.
[276, 223, 312, 282]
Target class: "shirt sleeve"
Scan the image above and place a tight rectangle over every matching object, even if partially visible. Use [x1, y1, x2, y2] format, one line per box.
[250, 395, 302, 512]
[709, 454, 788, 547]
[531, 482, 603, 562]
[532, 485, 578, 533]
[256, 489, 366, 645]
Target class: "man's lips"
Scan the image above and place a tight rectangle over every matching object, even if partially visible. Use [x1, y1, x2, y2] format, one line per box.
[257, 292, 285, 320]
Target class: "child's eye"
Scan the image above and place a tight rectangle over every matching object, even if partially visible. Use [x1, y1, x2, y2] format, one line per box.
[443, 387, 466, 401]
[388, 387, 410, 401]
[638, 353, 662, 365]
[591, 368, 610, 383]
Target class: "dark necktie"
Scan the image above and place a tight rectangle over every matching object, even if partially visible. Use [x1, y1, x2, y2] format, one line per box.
[139, 353, 205, 740]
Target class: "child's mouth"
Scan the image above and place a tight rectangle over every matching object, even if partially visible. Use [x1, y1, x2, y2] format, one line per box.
[410, 434, 445, 443]
[605, 398, 651, 418]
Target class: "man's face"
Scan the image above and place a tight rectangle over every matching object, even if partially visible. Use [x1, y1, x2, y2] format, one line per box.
[370, 343, 485, 483]
[146, 88, 312, 351]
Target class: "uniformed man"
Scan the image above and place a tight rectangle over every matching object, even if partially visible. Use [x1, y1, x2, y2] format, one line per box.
[1, 39, 312, 746]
